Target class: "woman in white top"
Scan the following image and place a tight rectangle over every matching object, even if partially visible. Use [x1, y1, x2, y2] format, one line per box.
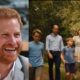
[73, 30, 80, 71]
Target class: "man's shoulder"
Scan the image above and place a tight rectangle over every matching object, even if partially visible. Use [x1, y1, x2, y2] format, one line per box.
[19, 55, 28, 60]
[18, 56, 29, 80]
[58, 34, 62, 38]
[15, 55, 29, 68]
[46, 34, 52, 38]
[15, 55, 29, 72]
[19, 55, 29, 64]
[46, 34, 62, 38]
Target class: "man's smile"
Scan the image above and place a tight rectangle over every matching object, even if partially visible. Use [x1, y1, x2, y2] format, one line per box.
[4, 48, 16, 51]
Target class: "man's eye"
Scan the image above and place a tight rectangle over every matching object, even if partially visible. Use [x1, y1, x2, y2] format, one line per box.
[15, 33, 21, 37]
[2, 34, 8, 37]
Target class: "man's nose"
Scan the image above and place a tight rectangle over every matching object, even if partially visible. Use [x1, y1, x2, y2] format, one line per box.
[8, 36, 16, 44]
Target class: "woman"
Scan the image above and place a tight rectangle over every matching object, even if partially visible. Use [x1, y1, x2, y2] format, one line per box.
[73, 30, 80, 73]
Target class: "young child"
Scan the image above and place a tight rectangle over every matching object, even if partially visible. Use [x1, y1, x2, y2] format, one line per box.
[29, 29, 44, 80]
[61, 37, 76, 80]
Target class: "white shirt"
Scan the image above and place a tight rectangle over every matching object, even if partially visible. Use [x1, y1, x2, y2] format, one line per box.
[0, 62, 15, 80]
[46, 33, 64, 51]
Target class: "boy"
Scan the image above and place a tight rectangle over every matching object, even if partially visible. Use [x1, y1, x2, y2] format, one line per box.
[29, 29, 44, 80]
[61, 37, 76, 80]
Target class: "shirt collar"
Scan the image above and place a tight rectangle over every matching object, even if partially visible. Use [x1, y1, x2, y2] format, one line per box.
[51, 33, 58, 37]
[1, 57, 22, 80]
[15, 57, 22, 69]
[3, 62, 15, 80]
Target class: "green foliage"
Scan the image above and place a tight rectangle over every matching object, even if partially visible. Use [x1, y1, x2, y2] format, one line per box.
[29, 1, 80, 41]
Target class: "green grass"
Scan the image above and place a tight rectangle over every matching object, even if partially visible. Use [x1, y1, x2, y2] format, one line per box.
[43, 63, 80, 80]
[42, 63, 66, 80]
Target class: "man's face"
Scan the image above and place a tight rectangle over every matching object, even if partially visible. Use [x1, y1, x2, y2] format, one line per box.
[52, 25, 59, 35]
[0, 18, 22, 64]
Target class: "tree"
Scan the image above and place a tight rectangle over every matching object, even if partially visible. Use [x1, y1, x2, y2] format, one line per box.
[29, 0, 80, 42]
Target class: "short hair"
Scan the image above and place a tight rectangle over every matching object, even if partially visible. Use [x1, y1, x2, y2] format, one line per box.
[52, 24, 59, 29]
[32, 29, 42, 36]
[66, 37, 74, 42]
[0, 8, 22, 27]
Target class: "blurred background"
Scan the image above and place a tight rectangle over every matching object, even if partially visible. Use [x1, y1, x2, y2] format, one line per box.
[29, 0, 80, 43]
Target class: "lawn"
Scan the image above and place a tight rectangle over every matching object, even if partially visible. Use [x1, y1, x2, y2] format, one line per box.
[42, 63, 80, 80]
[42, 63, 65, 80]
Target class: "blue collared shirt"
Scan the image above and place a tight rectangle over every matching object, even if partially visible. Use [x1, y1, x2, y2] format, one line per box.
[29, 41, 44, 67]
[62, 46, 75, 63]
[46, 33, 64, 51]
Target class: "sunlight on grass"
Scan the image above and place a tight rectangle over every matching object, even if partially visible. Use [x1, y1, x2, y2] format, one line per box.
[43, 63, 65, 80]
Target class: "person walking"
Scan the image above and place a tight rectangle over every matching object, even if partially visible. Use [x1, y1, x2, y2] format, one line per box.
[46, 24, 64, 80]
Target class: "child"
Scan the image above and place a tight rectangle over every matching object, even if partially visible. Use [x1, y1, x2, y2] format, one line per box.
[61, 37, 77, 80]
[29, 29, 44, 80]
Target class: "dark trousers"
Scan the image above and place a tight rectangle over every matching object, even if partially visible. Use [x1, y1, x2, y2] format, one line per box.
[48, 51, 61, 80]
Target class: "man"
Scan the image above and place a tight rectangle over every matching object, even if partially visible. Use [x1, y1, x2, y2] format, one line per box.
[46, 24, 64, 80]
[0, 8, 29, 80]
